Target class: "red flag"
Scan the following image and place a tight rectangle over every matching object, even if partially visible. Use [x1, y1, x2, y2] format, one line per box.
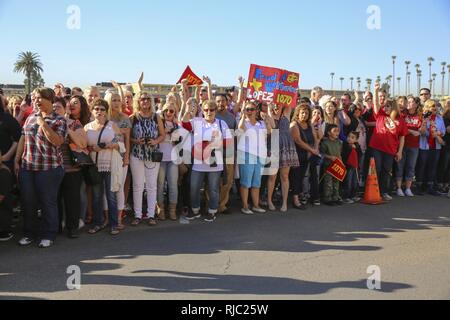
[246, 64, 300, 107]
[177, 66, 203, 86]
[325, 158, 347, 182]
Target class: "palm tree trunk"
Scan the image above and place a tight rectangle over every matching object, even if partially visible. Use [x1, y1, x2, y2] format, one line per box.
[27, 71, 31, 94]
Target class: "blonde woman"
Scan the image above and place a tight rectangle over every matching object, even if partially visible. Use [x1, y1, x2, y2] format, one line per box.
[129, 91, 165, 226]
[7, 95, 23, 117]
[105, 92, 131, 229]
[416, 100, 446, 195]
[157, 103, 180, 221]
[84, 86, 101, 110]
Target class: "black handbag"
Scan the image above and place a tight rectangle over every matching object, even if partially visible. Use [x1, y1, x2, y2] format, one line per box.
[151, 149, 163, 163]
[83, 121, 109, 186]
[70, 145, 94, 167]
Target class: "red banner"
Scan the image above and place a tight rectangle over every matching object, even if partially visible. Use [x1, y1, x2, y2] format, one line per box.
[177, 66, 203, 86]
[326, 158, 347, 182]
[246, 64, 300, 107]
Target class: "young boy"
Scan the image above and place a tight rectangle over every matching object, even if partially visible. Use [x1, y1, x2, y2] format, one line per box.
[0, 152, 14, 241]
[320, 125, 344, 206]
[342, 131, 363, 204]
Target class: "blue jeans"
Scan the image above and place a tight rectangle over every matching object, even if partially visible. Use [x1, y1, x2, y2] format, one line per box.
[372, 149, 394, 195]
[92, 172, 118, 229]
[157, 161, 179, 204]
[343, 167, 359, 199]
[190, 170, 221, 213]
[416, 149, 441, 189]
[19, 167, 65, 241]
[396, 147, 419, 182]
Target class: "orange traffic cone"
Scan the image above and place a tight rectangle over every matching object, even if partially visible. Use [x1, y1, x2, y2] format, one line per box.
[362, 157, 385, 205]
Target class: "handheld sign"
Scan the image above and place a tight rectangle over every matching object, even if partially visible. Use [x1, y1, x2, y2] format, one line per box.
[246, 64, 300, 107]
[177, 66, 204, 86]
[326, 158, 347, 182]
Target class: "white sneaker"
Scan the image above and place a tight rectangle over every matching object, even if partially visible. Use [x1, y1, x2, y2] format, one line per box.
[38, 239, 53, 248]
[18, 237, 34, 246]
[382, 193, 393, 201]
[78, 219, 85, 230]
[396, 189, 405, 197]
[343, 198, 355, 204]
[404, 189, 414, 197]
[241, 208, 254, 215]
[252, 207, 267, 214]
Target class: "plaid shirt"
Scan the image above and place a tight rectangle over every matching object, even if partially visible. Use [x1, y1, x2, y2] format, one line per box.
[21, 112, 67, 171]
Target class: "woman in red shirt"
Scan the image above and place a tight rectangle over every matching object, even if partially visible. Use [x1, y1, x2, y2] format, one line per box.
[395, 96, 421, 197]
[369, 83, 408, 201]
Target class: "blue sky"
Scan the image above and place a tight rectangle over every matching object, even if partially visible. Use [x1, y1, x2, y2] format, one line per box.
[1, 0, 449, 93]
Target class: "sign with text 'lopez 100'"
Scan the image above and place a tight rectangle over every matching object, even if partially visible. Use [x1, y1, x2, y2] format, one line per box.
[246, 64, 300, 107]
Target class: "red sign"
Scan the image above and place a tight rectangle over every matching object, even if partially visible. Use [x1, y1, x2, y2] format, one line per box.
[177, 66, 203, 86]
[326, 158, 347, 182]
[246, 64, 300, 107]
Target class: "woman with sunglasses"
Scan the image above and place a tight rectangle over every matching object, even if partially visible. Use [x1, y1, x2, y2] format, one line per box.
[266, 103, 299, 212]
[55, 96, 88, 238]
[85, 99, 122, 235]
[237, 102, 267, 215]
[130, 92, 166, 226]
[181, 100, 232, 222]
[105, 92, 131, 229]
[395, 96, 421, 197]
[156, 103, 180, 221]
[416, 99, 446, 196]
[15, 88, 67, 248]
[370, 83, 408, 201]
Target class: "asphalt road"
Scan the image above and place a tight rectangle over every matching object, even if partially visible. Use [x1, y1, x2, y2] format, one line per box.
[1, 195, 450, 300]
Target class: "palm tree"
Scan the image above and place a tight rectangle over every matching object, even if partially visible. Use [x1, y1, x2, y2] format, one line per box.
[330, 72, 335, 91]
[366, 78, 372, 91]
[340, 77, 344, 90]
[405, 61, 411, 95]
[397, 77, 401, 96]
[447, 64, 450, 96]
[441, 62, 447, 97]
[392, 56, 397, 97]
[356, 77, 361, 91]
[349, 77, 354, 91]
[13, 51, 43, 94]
[417, 70, 422, 94]
[427, 57, 434, 90]
[432, 73, 437, 97]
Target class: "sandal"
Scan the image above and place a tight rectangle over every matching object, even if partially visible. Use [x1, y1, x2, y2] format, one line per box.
[110, 228, 120, 236]
[88, 225, 104, 234]
[148, 218, 157, 226]
[117, 223, 125, 231]
[131, 218, 141, 226]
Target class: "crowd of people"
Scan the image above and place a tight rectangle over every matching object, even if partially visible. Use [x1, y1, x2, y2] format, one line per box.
[0, 77, 449, 248]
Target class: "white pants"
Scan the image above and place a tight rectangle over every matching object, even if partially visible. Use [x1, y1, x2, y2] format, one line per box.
[103, 165, 128, 211]
[130, 155, 160, 219]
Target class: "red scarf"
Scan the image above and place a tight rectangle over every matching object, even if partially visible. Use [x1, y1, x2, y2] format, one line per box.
[428, 115, 437, 149]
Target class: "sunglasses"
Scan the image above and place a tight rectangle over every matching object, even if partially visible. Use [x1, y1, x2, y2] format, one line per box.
[420, 93, 430, 96]
[94, 107, 106, 112]
[140, 97, 151, 102]
[165, 109, 175, 114]
[246, 108, 256, 112]
[203, 108, 216, 113]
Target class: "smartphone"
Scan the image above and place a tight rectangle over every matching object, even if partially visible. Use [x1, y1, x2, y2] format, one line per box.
[25, 94, 32, 106]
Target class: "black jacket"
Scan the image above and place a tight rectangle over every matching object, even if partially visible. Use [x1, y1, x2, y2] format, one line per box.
[341, 141, 363, 167]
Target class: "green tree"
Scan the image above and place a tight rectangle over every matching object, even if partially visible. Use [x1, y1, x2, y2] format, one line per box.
[13, 51, 43, 94]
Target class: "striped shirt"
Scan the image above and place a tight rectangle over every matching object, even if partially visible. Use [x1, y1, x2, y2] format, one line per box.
[21, 112, 67, 171]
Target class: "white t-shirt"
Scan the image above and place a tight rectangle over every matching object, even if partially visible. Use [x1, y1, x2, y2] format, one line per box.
[190, 117, 232, 172]
[237, 120, 267, 158]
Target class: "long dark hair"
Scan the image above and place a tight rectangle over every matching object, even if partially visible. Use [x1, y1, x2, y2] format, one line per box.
[70, 95, 91, 125]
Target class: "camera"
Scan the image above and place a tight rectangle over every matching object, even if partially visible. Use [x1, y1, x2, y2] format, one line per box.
[98, 142, 107, 149]
[423, 111, 432, 119]
[210, 149, 218, 168]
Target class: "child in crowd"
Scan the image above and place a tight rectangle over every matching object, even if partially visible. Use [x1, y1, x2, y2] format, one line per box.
[342, 131, 363, 204]
[320, 125, 343, 206]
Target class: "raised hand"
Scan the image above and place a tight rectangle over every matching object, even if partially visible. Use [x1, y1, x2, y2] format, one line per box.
[203, 76, 211, 86]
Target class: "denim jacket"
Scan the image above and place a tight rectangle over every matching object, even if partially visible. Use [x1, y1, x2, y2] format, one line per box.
[419, 115, 446, 150]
